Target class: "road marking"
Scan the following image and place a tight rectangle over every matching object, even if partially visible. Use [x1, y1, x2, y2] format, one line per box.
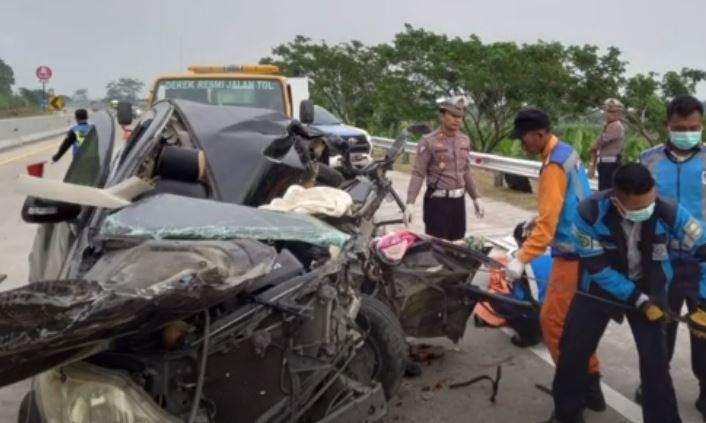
[0, 142, 58, 167]
[500, 328, 643, 422]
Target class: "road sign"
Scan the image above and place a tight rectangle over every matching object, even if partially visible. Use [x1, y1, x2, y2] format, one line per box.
[36, 66, 52, 81]
[40, 99, 49, 110]
[49, 95, 64, 111]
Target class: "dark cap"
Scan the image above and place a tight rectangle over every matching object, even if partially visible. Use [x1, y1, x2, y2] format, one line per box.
[509, 108, 551, 140]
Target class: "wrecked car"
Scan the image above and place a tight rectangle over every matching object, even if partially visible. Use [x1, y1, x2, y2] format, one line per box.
[7, 102, 404, 423]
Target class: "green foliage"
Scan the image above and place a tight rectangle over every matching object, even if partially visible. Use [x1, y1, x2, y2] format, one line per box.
[0, 58, 15, 97]
[264, 26, 704, 154]
[105, 78, 144, 102]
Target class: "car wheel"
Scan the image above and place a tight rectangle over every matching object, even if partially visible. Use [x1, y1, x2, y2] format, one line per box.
[348, 295, 406, 399]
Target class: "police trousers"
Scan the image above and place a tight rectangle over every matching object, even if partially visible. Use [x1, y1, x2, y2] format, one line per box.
[552, 294, 680, 423]
[597, 161, 619, 190]
[668, 260, 706, 390]
[423, 196, 466, 240]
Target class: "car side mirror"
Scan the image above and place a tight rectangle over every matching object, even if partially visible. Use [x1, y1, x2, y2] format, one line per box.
[299, 100, 315, 124]
[117, 101, 133, 126]
[21, 197, 81, 224]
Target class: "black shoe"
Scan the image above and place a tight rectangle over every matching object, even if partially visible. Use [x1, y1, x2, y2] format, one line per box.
[404, 361, 422, 378]
[585, 373, 606, 412]
[511, 334, 541, 348]
[695, 389, 706, 421]
[634, 385, 642, 405]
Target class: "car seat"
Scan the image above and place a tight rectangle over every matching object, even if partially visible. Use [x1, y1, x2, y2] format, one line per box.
[154, 146, 210, 198]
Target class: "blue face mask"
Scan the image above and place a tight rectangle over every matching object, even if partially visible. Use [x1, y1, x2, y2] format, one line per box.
[621, 202, 655, 223]
[670, 131, 702, 150]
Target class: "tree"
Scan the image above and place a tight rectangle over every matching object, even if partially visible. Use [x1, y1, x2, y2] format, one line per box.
[73, 88, 89, 103]
[262, 26, 706, 152]
[0, 58, 15, 97]
[18, 88, 44, 107]
[105, 78, 144, 102]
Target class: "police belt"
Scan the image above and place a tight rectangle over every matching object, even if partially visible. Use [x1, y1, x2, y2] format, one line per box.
[428, 188, 465, 199]
[598, 155, 619, 163]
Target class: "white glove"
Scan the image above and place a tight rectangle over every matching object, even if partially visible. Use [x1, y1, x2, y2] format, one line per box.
[505, 258, 525, 281]
[403, 205, 414, 228]
[473, 198, 485, 218]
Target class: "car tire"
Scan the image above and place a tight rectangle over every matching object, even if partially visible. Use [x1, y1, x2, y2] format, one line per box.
[18, 391, 42, 423]
[349, 295, 406, 399]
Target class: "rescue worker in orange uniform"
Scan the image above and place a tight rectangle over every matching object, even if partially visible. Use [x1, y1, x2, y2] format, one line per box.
[504, 108, 606, 412]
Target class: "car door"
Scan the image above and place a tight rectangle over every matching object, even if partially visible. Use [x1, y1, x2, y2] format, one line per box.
[26, 110, 115, 282]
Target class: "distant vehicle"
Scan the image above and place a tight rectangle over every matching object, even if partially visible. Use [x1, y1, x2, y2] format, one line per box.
[148, 64, 310, 120]
[312, 106, 373, 169]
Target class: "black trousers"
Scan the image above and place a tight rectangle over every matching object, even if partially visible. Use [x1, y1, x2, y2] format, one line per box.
[423, 195, 466, 240]
[553, 294, 680, 423]
[493, 298, 542, 342]
[667, 261, 706, 391]
[597, 161, 620, 190]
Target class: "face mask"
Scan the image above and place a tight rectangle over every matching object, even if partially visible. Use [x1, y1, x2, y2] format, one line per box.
[669, 131, 702, 150]
[616, 200, 655, 223]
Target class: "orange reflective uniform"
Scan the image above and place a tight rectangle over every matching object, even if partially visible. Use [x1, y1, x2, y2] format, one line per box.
[517, 136, 600, 374]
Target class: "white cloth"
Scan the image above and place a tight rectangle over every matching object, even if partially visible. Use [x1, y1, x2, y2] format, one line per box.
[259, 185, 353, 217]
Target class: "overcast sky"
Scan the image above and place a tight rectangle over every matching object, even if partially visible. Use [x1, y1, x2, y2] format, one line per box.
[2, 0, 705, 99]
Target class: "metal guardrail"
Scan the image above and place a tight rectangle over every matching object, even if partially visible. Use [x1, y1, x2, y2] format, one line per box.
[371, 136, 598, 191]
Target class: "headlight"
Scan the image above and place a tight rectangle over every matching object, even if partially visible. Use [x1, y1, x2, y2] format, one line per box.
[34, 362, 180, 423]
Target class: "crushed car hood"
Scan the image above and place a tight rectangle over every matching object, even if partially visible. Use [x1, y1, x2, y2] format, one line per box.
[0, 239, 277, 386]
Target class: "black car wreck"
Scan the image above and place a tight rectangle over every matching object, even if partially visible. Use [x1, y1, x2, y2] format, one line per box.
[2, 100, 532, 423]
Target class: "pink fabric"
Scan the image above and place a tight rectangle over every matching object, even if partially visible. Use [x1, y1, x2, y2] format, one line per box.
[374, 230, 422, 263]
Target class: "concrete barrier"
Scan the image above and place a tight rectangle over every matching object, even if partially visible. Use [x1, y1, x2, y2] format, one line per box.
[0, 113, 73, 154]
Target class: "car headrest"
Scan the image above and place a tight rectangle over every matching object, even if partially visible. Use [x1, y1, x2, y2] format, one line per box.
[157, 146, 206, 182]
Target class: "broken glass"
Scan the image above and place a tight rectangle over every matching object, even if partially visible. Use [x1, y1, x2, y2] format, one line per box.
[100, 194, 350, 248]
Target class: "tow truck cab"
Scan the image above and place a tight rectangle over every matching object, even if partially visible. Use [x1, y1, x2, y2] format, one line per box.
[147, 65, 310, 119]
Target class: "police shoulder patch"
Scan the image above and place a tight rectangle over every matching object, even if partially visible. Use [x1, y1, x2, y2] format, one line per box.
[685, 219, 704, 241]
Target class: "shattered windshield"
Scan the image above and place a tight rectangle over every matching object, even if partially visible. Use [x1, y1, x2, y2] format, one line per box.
[100, 194, 350, 248]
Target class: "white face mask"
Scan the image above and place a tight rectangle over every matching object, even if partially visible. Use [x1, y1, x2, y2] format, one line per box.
[614, 197, 655, 223]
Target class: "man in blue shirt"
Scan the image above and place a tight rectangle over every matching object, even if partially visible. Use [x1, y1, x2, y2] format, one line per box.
[548, 163, 706, 423]
[640, 95, 706, 417]
[52, 109, 92, 162]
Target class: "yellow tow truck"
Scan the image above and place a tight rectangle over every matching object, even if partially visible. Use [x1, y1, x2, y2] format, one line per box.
[147, 64, 310, 119]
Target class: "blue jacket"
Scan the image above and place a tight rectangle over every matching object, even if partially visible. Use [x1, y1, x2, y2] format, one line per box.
[513, 254, 551, 304]
[574, 192, 706, 303]
[71, 123, 92, 157]
[544, 141, 592, 259]
[641, 144, 706, 259]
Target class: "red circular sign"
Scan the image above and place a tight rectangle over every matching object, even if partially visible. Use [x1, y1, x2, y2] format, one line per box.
[35, 66, 52, 81]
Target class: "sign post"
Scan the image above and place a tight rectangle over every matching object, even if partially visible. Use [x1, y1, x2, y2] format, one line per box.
[35, 66, 53, 110]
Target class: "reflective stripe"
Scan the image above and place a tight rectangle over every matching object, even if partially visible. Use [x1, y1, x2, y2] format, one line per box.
[554, 242, 576, 254]
[563, 151, 588, 201]
[524, 262, 539, 301]
[598, 156, 618, 163]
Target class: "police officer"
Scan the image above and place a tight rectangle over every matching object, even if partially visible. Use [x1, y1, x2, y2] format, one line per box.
[640, 95, 706, 417]
[549, 163, 706, 423]
[504, 109, 605, 413]
[405, 96, 484, 240]
[589, 98, 625, 189]
[52, 108, 92, 162]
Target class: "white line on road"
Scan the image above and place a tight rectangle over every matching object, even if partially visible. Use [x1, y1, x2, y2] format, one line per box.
[0, 142, 58, 167]
[500, 327, 643, 422]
